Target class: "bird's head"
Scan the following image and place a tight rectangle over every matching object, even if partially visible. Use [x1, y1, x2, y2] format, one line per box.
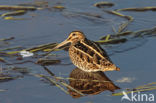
[53, 31, 86, 49]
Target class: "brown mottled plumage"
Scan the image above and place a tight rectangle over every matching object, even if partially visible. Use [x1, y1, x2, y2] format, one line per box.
[53, 31, 120, 72]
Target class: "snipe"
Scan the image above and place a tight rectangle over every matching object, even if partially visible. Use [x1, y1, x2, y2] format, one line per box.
[53, 31, 120, 72]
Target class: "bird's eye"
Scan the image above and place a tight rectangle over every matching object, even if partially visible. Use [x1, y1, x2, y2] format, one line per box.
[72, 33, 76, 36]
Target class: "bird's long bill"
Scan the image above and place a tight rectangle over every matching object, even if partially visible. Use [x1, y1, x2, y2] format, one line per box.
[53, 39, 70, 50]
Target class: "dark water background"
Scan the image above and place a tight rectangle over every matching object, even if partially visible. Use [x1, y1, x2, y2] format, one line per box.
[0, 0, 156, 103]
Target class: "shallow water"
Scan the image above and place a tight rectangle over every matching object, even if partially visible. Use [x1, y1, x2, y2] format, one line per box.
[0, 0, 156, 103]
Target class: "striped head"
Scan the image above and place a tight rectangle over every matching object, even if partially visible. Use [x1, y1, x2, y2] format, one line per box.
[67, 31, 86, 44]
[53, 31, 86, 49]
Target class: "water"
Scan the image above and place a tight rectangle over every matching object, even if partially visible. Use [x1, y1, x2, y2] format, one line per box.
[0, 0, 156, 103]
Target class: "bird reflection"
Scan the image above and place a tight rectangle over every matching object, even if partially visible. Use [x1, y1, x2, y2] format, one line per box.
[68, 68, 120, 98]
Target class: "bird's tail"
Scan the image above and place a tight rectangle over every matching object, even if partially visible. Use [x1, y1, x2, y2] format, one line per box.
[102, 64, 120, 72]
[116, 67, 120, 71]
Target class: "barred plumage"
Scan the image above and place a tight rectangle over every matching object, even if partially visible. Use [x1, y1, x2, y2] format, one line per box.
[53, 31, 120, 72]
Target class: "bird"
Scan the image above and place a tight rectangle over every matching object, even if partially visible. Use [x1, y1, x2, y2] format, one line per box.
[53, 31, 120, 72]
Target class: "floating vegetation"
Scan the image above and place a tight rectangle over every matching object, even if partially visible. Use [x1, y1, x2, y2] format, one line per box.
[0, 89, 7, 92]
[33, 67, 85, 97]
[0, 37, 15, 42]
[0, 2, 48, 20]
[3, 16, 27, 20]
[18, 1, 48, 8]
[5, 50, 21, 55]
[10, 66, 31, 74]
[26, 43, 58, 53]
[105, 10, 133, 20]
[0, 52, 11, 57]
[35, 74, 70, 94]
[116, 6, 156, 12]
[116, 31, 133, 37]
[96, 38, 127, 44]
[0, 66, 31, 83]
[133, 27, 156, 37]
[52, 5, 65, 10]
[104, 10, 133, 33]
[100, 31, 133, 40]
[1, 10, 27, 17]
[0, 46, 23, 52]
[112, 82, 156, 96]
[0, 57, 6, 63]
[1, 26, 156, 56]
[118, 21, 131, 33]
[0, 5, 37, 11]
[98, 27, 156, 44]
[0, 73, 15, 82]
[36, 59, 61, 66]
[96, 33, 128, 44]
[94, 2, 114, 8]
[3, 42, 58, 55]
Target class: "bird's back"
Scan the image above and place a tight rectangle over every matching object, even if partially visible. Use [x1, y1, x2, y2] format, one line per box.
[69, 38, 120, 72]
